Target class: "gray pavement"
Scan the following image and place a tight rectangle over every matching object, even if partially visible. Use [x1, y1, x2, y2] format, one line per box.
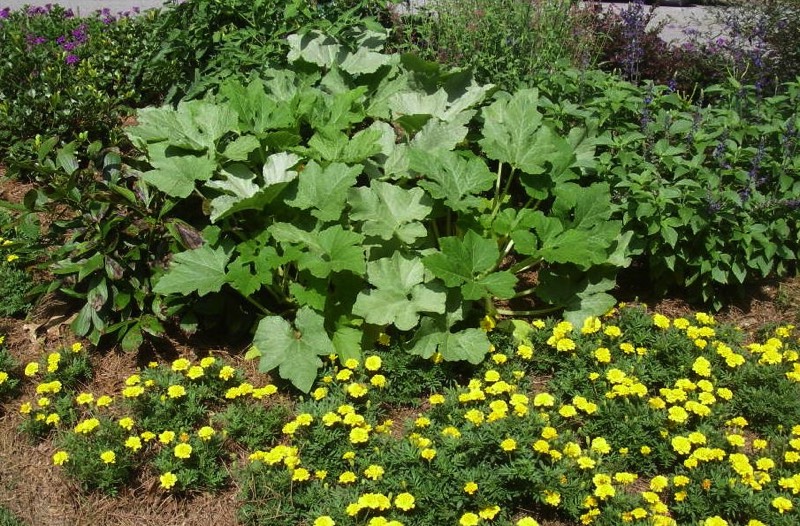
[0, 0, 171, 15]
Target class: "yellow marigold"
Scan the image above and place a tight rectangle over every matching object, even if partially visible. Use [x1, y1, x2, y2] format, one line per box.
[668, 406, 689, 424]
[159, 430, 176, 444]
[590, 437, 611, 454]
[394, 492, 415, 511]
[187, 365, 204, 380]
[349, 427, 370, 444]
[52, 451, 69, 466]
[291, 468, 311, 482]
[420, 448, 436, 461]
[516, 518, 540, 526]
[692, 356, 712, 377]
[71, 342, 83, 353]
[24, 362, 39, 377]
[364, 355, 382, 371]
[464, 481, 478, 494]
[460, 513, 480, 526]
[160, 471, 178, 489]
[364, 464, 385, 480]
[171, 358, 191, 372]
[198, 426, 215, 441]
[370, 374, 387, 388]
[174, 443, 192, 459]
[100, 450, 116, 464]
[122, 385, 145, 398]
[556, 338, 576, 352]
[533, 393, 555, 407]
[338, 471, 357, 484]
[604, 325, 622, 338]
[167, 384, 186, 398]
[313, 517, 335, 526]
[581, 316, 602, 334]
[500, 438, 517, 452]
[772, 496, 793, 513]
[559, 405, 577, 418]
[118, 417, 135, 431]
[594, 347, 611, 363]
[517, 344, 533, 360]
[219, 365, 236, 380]
[125, 435, 143, 452]
[479, 505, 501, 519]
[653, 313, 671, 329]
[543, 490, 561, 506]
[199, 356, 216, 368]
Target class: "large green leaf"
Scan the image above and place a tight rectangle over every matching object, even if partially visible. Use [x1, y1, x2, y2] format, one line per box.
[141, 148, 216, 199]
[128, 100, 238, 153]
[269, 224, 366, 278]
[408, 317, 490, 364]
[253, 307, 335, 392]
[535, 267, 618, 326]
[410, 149, 494, 212]
[353, 253, 446, 331]
[423, 230, 516, 300]
[206, 153, 300, 222]
[348, 181, 432, 244]
[479, 89, 575, 182]
[286, 161, 361, 222]
[153, 245, 229, 296]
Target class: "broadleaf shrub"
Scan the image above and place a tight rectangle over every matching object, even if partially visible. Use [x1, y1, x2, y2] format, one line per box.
[126, 30, 629, 390]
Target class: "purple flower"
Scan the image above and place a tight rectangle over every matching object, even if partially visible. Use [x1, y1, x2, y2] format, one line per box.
[72, 24, 88, 42]
[26, 34, 47, 46]
[0, 7, 10, 19]
[62, 41, 77, 52]
[64, 8, 74, 18]
[65, 54, 79, 66]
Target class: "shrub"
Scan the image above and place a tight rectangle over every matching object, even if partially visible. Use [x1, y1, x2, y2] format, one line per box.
[143, 0, 392, 102]
[389, 0, 604, 90]
[0, 5, 163, 167]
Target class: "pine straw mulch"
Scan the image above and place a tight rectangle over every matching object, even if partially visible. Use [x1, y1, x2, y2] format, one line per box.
[0, 312, 258, 526]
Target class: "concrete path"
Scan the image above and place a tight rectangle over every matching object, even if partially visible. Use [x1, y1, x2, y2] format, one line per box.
[1, 0, 170, 15]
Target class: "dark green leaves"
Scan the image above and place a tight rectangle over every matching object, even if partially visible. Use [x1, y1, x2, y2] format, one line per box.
[253, 307, 335, 392]
[423, 230, 517, 300]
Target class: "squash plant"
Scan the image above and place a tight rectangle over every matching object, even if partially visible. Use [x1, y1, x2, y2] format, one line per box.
[127, 29, 630, 391]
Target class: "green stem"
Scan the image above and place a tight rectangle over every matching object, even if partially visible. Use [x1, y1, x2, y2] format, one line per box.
[509, 255, 541, 274]
[510, 286, 537, 299]
[243, 294, 271, 316]
[495, 305, 561, 317]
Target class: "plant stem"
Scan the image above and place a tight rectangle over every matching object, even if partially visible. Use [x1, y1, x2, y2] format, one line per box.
[495, 305, 561, 317]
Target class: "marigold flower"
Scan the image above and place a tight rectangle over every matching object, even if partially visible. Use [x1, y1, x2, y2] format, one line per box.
[464, 481, 478, 495]
[52, 451, 69, 466]
[160, 471, 178, 489]
[167, 384, 186, 398]
[100, 450, 116, 464]
[125, 435, 143, 452]
[394, 492, 415, 511]
[533, 393, 555, 407]
[772, 496, 793, 513]
[364, 465, 385, 480]
[500, 438, 517, 452]
[219, 365, 236, 380]
[171, 358, 190, 372]
[590, 437, 611, 454]
[159, 430, 176, 444]
[198, 426, 215, 440]
[349, 427, 370, 444]
[459, 513, 480, 526]
[187, 366, 204, 379]
[364, 355, 382, 371]
[516, 518, 539, 526]
[543, 490, 561, 506]
[338, 471, 357, 484]
[200, 356, 216, 368]
[118, 417, 135, 431]
[174, 443, 192, 459]
[314, 517, 335, 526]
[24, 362, 39, 377]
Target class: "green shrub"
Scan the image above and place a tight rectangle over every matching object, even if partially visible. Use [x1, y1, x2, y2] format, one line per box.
[391, 0, 602, 90]
[144, 0, 392, 102]
[124, 30, 629, 390]
[0, 5, 163, 167]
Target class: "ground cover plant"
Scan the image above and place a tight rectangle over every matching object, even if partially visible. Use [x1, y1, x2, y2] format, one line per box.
[5, 305, 800, 526]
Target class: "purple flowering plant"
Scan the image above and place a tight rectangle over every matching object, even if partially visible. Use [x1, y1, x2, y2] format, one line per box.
[0, 4, 163, 168]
